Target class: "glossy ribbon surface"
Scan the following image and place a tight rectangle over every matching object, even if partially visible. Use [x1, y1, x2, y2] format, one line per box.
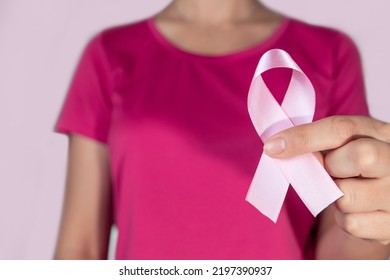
[246, 49, 343, 222]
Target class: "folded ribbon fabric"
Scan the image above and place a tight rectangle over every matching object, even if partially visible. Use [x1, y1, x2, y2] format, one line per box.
[246, 49, 343, 223]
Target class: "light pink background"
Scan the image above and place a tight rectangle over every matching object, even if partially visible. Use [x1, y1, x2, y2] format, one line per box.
[0, 0, 389, 259]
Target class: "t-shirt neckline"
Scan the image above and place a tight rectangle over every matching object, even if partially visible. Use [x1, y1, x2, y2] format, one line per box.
[146, 16, 291, 62]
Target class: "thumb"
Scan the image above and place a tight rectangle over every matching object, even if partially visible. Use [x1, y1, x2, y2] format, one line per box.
[263, 116, 389, 158]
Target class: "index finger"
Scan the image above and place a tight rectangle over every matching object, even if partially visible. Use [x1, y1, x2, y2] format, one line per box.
[263, 116, 390, 158]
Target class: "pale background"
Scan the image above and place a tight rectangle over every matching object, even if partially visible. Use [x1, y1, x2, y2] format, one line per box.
[0, 0, 389, 259]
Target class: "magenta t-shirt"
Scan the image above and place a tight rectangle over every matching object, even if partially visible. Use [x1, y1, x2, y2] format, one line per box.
[55, 17, 369, 259]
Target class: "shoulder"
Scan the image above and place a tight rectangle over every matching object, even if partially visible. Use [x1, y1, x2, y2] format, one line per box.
[278, 17, 362, 77]
[80, 18, 157, 72]
[84, 19, 155, 59]
[286, 18, 357, 50]
[99, 19, 152, 47]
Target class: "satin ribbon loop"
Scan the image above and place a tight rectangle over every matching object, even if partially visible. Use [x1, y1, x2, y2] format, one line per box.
[246, 49, 343, 223]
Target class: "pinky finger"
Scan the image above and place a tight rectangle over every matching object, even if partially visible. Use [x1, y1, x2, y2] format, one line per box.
[334, 209, 390, 245]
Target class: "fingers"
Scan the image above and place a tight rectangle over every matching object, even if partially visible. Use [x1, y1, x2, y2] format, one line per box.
[324, 138, 390, 178]
[261, 115, 390, 245]
[334, 178, 390, 213]
[332, 175, 390, 245]
[264, 116, 390, 158]
[334, 209, 390, 245]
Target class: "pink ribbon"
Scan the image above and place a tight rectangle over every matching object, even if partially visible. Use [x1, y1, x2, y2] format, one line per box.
[246, 49, 343, 223]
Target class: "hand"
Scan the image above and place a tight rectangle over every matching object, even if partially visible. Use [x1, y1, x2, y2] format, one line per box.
[264, 116, 390, 245]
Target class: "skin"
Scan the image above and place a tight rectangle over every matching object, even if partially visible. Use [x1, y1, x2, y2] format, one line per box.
[153, 0, 281, 56]
[55, 135, 112, 259]
[54, 0, 390, 259]
[264, 116, 390, 259]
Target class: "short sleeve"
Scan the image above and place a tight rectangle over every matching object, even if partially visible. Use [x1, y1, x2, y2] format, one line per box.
[328, 34, 369, 116]
[55, 34, 112, 143]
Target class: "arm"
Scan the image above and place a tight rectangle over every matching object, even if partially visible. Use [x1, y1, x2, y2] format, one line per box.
[54, 134, 113, 259]
[264, 116, 390, 259]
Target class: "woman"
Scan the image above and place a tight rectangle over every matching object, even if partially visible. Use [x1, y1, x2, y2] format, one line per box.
[54, 0, 390, 259]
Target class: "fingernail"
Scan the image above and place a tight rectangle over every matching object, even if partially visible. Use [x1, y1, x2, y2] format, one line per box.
[264, 137, 286, 156]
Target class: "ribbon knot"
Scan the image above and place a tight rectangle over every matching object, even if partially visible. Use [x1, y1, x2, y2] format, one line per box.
[246, 49, 343, 222]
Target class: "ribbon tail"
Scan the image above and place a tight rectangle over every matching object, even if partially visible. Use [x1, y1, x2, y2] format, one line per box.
[246, 153, 290, 222]
[275, 153, 344, 217]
